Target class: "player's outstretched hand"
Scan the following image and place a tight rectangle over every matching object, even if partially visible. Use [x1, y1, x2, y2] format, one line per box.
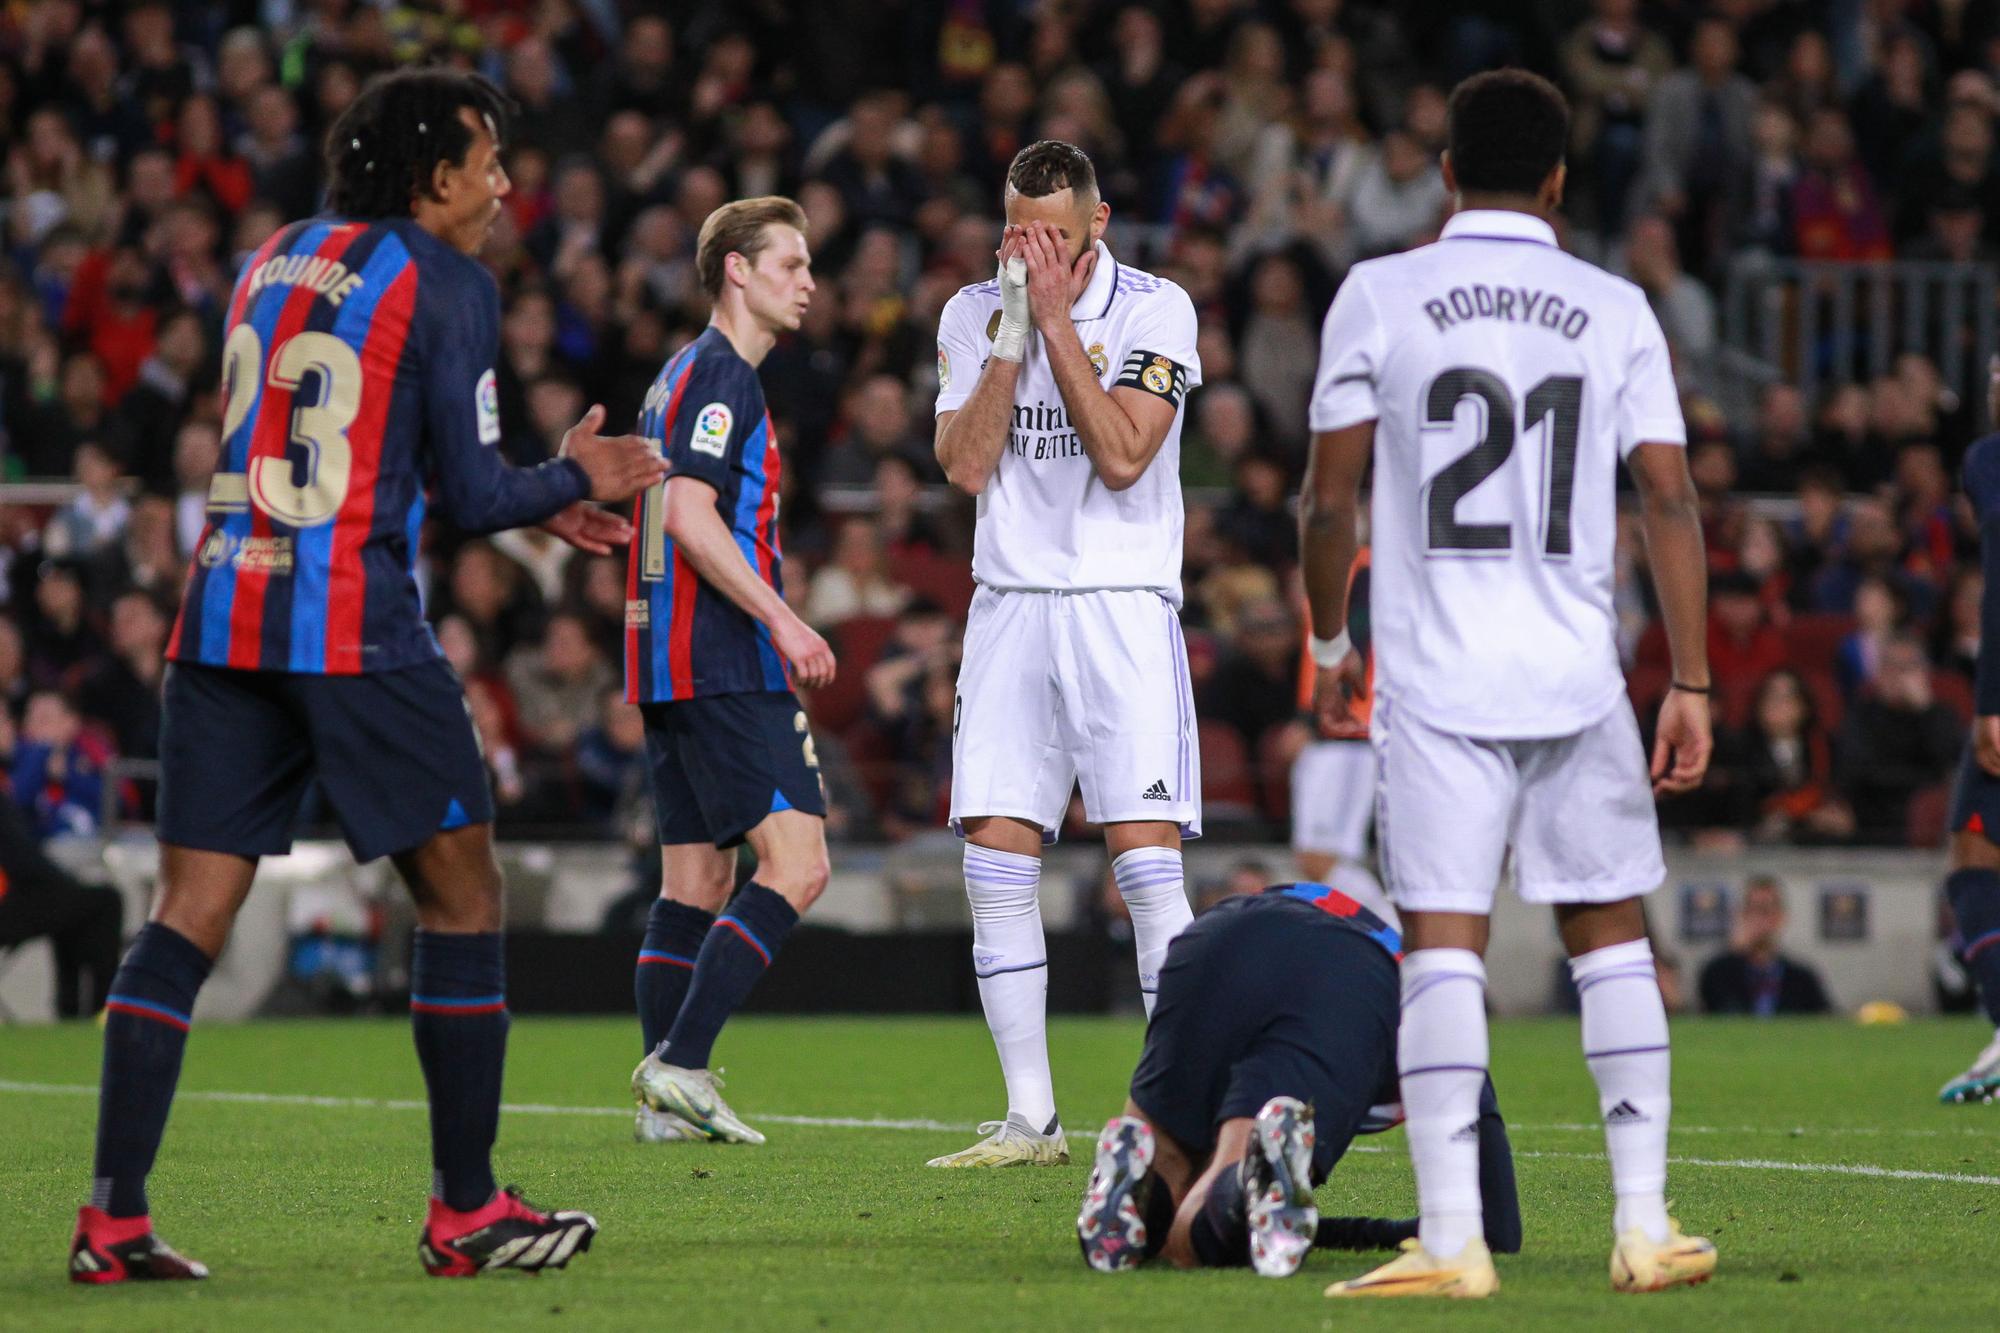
[1650, 688, 1713, 797]
[1313, 651, 1368, 740]
[774, 612, 837, 689]
[541, 501, 633, 556]
[1974, 715, 2000, 777]
[562, 403, 668, 503]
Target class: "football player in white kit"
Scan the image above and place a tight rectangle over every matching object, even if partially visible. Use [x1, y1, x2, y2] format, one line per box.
[928, 141, 1201, 1167]
[1303, 73, 1718, 1298]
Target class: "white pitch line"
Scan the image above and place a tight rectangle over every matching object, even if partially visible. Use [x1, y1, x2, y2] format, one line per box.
[2, 1080, 1994, 1185]
[1514, 1120, 1992, 1140]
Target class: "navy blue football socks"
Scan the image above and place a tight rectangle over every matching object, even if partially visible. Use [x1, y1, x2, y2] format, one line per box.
[409, 930, 507, 1211]
[661, 882, 798, 1071]
[1948, 868, 2000, 1027]
[1187, 1161, 1251, 1267]
[93, 923, 213, 1218]
[635, 897, 715, 1053]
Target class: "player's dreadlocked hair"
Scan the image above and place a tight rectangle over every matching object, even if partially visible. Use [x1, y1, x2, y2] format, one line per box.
[324, 68, 512, 219]
[1006, 140, 1099, 208]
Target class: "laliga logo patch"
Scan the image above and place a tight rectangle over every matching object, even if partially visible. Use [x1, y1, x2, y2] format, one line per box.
[475, 368, 501, 445]
[937, 341, 951, 390]
[1087, 342, 1107, 377]
[690, 401, 732, 458]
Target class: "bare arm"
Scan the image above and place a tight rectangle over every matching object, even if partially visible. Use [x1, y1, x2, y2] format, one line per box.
[1299, 421, 1374, 734]
[1629, 441, 1711, 794]
[934, 356, 1021, 495]
[1023, 222, 1175, 492]
[662, 476, 835, 686]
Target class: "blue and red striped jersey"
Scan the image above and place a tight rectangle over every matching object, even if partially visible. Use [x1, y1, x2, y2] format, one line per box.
[169, 218, 586, 674]
[625, 326, 788, 703]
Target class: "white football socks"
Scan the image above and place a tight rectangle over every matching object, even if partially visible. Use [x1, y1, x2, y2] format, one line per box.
[1110, 846, 1194, 1017]
[963, 843, 1056, 1130]
[1571, 938, 1672, 1244]
[1398, 948, 1489, 1260]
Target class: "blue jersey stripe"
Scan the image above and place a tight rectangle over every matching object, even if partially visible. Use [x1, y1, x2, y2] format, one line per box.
[198, 221, 334, 663]
[287, 233, 407, 669]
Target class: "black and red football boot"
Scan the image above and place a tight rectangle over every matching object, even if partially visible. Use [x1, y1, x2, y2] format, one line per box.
[70, 1207, 209, 1284]
[418, 1186, 597, 1277]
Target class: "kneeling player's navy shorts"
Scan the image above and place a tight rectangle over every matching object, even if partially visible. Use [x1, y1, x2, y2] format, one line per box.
[1950, 746, 2000, 842]
[643, 690, 827, 848]
[1130, 895, 1399, 1182]
[157, 659, 495, 863]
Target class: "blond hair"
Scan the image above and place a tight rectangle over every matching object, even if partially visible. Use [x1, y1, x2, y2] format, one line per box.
[695, 196, 809, 298]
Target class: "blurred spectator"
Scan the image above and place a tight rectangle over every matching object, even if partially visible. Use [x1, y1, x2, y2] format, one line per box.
[1199, 598, 1300, 755]
[1738, 383, 1810, 493]
[1698, 876, 1832, 1015]
[1709, 571, 1787, 692]
[1811, 496, 1913, 615]
[1560, 0, 1674, 239]
[821, 374, 931, 487]
[1933, 567, 1983, 685]
[1345, 129, 1445, 260]
[1835, 635, 1962, 843]
[114, 305, 206, 495]
[1197, 857, 1274, 912]
[1618, 215, 1716, 396]
[171, 420, 221, 556]
[1708, 669, 1853, 845]
[504, 612, 614, 754]
[23, 559, 101, 688]
[8, 689, 113, 839]
[1640, 16, 1757, 277]
[0, 794, 123, 1017]
[43, 441, 130, 560]
[1215, 453, 1297, 571]
[807, 519, 913, 626]
[75, 590, 166, 761]
[1836, 573, 1903, 698]
[574, 688, 648, 831]
[873, 454, 953, 558]
[1181, 381, 1257, 488]
[1789, 108, 1891, 262]
[1237, 251, 1319, 450]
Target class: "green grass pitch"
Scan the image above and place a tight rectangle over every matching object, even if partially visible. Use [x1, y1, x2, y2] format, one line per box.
[2, 1015, 1995, 1329]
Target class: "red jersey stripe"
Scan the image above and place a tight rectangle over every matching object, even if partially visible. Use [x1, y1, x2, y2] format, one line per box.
[668, 548, 698, 698]
[322, 262, 419, 672]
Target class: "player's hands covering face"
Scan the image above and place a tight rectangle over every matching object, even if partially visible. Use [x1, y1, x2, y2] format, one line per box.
[1019, 220, 1096, 330]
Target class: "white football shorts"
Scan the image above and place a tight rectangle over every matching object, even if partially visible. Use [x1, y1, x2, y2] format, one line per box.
[1372, 694, 1664, 913]
[1291, 737, 1377, 861]
[950, 586, 1201, 840]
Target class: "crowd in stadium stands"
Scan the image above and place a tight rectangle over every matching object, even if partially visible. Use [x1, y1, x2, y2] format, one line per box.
[3, 1, 2000, 850]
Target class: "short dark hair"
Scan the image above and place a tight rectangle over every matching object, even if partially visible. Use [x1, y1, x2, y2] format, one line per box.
[1446, 69, 1569, 196]
[324, 68, 512, 219]
[1006, 140, 1099, 207]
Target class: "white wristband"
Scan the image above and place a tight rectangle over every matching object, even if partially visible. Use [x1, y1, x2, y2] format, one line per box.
[1310, 630, 1353, 669]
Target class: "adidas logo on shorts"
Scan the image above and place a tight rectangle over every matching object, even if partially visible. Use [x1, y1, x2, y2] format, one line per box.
[1141, 780, 1171, 801]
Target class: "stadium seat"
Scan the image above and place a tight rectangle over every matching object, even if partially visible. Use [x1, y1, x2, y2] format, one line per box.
[1907, 782, 1952, 849]
[1255, 725, 1295, 823]
[1782, 613, 1856, 671]
[1932, 671, 1974, 725]
[897, 551, 975, 619]
[801, 615, 904, 735]
[1197, 720, 1259, 822]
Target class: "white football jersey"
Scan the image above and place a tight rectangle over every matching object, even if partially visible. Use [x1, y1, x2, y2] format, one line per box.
[935, 242, 1201, 604]
[1310, 209, 1685, 739]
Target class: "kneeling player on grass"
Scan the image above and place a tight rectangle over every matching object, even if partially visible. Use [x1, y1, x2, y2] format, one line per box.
[627, 197, 836, 1145]
[69, 70, 665, 1284]
[1076, 882, 1520, 1278]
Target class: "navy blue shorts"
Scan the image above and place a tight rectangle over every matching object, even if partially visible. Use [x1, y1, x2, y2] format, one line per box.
[1950, 746, 2000, 842]
[156, 659, 494, 863]
[643, 690, 827, 848]
[1129, 895, 1400, 1183]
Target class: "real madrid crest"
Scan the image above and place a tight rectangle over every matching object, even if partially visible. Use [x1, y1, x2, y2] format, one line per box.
[1087, 342, 1108, 377]
[1142, 362, 1172, 394]
[985, 310, 1001, 341]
